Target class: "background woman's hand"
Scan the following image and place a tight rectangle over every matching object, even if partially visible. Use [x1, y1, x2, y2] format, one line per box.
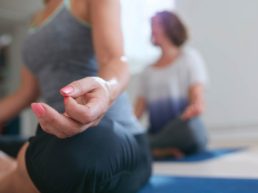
[31, 77, 113, 138]
[181, 103, 204, 121]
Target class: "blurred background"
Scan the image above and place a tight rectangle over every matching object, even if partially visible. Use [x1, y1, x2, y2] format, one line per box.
[0, 0, 258, 147]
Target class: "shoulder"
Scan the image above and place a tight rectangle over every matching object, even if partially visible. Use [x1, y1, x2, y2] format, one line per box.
[29, 10, 44, 28]
[180, 46, 205, 68]
[182, 46, 203, 61]
[137, 65, 153, 79]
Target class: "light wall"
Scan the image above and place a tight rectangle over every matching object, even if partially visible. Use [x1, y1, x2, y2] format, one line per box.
[175, 0, 258, 128]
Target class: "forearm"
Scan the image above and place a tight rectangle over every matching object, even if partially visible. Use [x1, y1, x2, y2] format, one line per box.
[134, 107, 144, 120]
[182, 84, 204, 120]
[190, 83, 204, 105]
[134, 97, 146, 119]
[98, 57, 130, 102]
[90, 0, 129, 102]
[135, 109, 144, 120]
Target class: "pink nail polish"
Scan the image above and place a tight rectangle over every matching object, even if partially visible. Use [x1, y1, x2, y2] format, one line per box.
[31, 103, 45, 117]
[61, 86, 74, 95]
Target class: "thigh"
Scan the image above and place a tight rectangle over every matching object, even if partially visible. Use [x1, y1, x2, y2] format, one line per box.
[0, 143, 39, 193]
[26, 119, 151, 193]
[0, 151, 16, 180]
[148, 118, 184, 148]
[149, 117, 208, 152]
[98, 134, 152, 193]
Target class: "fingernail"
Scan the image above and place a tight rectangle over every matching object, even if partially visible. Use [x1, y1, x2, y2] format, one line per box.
[61, 86, 74, 95]
[31, 103, 45, 117]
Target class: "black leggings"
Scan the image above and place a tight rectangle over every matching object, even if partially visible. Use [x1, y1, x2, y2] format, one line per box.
[149, 117, 208, 154]
[0, 135, 27, 157]
[26, 119, 152, 193]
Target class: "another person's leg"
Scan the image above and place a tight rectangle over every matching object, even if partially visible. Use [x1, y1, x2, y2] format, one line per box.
[23, 120, 151, 193]
[0, 151, 16, 180]
[149, 117, 208, 158]
[0, 143, 39, 193]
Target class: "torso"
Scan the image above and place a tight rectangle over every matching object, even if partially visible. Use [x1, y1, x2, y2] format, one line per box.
[23, 0, 144, 134]
[32, 0, 90, 28]
[141, 47, 198, 133]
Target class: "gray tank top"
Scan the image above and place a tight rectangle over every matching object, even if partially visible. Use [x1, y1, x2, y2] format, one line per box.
[22, 1, 143, 134]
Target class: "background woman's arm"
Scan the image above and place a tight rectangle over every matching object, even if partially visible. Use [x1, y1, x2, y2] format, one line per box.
[181, 84, 204, 120]
[134, 97, 146, 119]
[0, 67, 40, 126]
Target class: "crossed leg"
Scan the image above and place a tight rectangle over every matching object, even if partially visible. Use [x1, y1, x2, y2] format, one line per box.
[0, 143, 39, 193]
[152, 148, 184, 159]
[0, 151, 16, 180]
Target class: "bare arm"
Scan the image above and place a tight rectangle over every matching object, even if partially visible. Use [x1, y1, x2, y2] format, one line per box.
[134, 97, 146, 119]
[181, 84, 205, 120]
[0, 66, 40, 125]
[90, 0, 129, 101]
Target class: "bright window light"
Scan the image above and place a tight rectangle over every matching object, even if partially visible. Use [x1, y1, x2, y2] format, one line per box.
[121, 0, 176, 73]
[143, 0, 176, 19]
[0, 34, 12, 48]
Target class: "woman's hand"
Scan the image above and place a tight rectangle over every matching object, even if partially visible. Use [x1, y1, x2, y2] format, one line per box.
[31, 77, 114, 139]
[181, 103, 204, 121]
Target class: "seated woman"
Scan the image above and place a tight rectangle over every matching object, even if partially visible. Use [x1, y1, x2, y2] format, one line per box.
[134, 11, 208, 159]
[0, 0, 151, 192]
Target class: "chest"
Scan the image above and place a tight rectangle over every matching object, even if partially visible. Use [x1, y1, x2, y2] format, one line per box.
[22, 8, 95, 77]
[144, 63, 191, 99]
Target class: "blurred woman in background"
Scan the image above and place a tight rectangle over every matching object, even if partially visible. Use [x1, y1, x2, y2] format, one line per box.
[135, 11, 208, 159]
[0, 0, 151, 192]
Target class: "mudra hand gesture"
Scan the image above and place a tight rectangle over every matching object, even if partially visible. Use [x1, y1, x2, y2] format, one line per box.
[31, 77, 115, 138]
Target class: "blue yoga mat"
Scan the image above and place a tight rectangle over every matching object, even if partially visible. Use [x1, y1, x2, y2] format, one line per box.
[155, 148, 244, 162]
[139, 175, 258, 193]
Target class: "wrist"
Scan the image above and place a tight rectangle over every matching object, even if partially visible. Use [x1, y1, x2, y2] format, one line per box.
[105, 79, 118, 102]
[91, 77, 118, 104]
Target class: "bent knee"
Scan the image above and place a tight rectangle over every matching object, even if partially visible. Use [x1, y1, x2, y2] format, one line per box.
[16, 143, 29, 177]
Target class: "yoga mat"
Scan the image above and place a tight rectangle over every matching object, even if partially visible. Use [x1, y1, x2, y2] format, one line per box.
[139, 175, 258, 193]
[155, 148, 244, 162]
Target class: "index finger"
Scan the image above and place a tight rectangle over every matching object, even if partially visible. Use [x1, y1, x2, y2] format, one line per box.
[60, 77, 102, 98]
[64, 97, 102, 125]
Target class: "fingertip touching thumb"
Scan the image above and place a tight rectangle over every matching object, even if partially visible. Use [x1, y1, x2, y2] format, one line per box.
[60, 86, 74, 96]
